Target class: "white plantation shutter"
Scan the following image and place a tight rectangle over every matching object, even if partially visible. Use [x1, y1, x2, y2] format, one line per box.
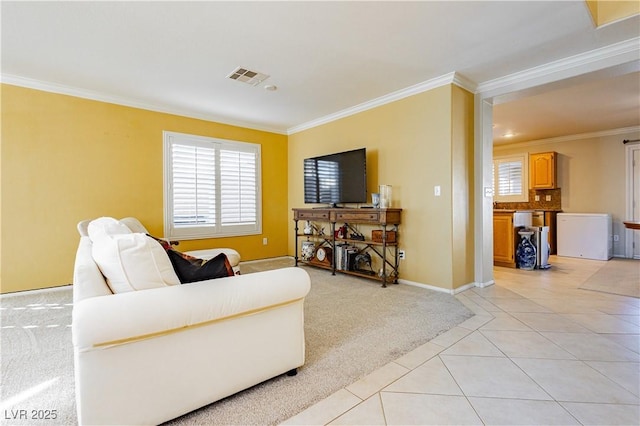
[171, 143, 216, 226]
[497, 160, 522, 196]
[220, 148, 258, 226]
[164, 132, 261, 239]
[492, 154, 528, 202]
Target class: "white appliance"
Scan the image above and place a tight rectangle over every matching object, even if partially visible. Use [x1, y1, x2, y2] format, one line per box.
[530, 226, 551, 269]
[513, 211, 532, 228]
[557, 213, 613, 260]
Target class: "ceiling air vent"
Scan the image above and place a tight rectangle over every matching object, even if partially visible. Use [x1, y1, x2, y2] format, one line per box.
[227, 67, 270, 86]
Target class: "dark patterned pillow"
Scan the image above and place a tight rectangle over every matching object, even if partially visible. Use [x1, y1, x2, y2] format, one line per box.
[166, 251, 235, 284]
[146, 234, 235, 284]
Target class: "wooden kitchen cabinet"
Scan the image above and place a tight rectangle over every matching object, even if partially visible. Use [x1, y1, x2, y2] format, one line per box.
[530, 151, 557, 189]
[493, 212, 519, 268]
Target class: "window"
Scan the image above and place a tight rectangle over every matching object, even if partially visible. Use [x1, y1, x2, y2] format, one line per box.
[492, 154, 528, 202]
[163, 131, 261, 239]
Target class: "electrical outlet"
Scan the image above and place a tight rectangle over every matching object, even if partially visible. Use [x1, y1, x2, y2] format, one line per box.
[263, 237, 268, 245]
[535, 195, 540, 201]
[545, 195, 551, 201]
[398, 250, 405, 260]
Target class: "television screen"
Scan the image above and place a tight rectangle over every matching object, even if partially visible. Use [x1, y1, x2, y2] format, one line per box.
[304, 148, 367, 206]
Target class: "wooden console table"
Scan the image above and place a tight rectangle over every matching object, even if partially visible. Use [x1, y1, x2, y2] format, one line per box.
[292, 208, 402, 287]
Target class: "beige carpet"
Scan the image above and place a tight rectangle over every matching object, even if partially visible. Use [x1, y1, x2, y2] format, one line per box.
[0, 287, 76, 425]
[0, 258, 473, 426]
[579, 258, 640, 298]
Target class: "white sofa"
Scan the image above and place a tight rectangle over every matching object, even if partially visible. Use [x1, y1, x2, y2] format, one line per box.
[77, 217, 243, 274]
[72, 224, 311, 425]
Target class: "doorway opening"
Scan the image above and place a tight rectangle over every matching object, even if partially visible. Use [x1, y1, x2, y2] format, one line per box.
[475, 59, 639, 286]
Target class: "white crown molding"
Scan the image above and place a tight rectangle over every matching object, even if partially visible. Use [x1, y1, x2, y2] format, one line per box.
[476, 37, 640, 97]
[494, 126, 640, 150]
[288, 35, 639, 135]
[0, 74, 288, 135]
[452, 72, 478, 94]
[4, 35, 636, 138]
[288, 71, 476, 135]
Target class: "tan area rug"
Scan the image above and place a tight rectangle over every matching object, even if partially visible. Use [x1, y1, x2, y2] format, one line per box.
[579, 258, 640, 298]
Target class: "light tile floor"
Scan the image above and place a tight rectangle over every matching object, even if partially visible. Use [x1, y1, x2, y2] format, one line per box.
[282, 256, 640, 425]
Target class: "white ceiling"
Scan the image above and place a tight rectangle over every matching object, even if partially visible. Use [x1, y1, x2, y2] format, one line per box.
[2, 1, 639, 138]
[492, 67, 640, 144]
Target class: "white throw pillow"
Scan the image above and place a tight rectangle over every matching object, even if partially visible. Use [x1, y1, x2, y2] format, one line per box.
[87, 217, 132, 242]
[91, 233, 180, 293]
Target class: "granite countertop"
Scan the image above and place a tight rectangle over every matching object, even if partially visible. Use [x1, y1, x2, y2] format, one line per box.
[493, 209, 563, 213]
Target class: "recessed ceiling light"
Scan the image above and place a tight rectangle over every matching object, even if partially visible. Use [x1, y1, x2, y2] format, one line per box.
[264, 85, 277, 91]
[503, 132, 516, 138]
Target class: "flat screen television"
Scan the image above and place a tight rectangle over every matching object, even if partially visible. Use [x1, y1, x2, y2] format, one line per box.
[304, 148, 367, 206]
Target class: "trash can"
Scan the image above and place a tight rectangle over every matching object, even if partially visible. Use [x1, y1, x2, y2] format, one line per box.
[529, 226, 551, 269]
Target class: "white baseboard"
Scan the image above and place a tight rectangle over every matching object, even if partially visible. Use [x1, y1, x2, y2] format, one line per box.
[0, 284, 73, 298]
[271, 260, 494, 294]
[453, 282, 477, 294]
[612, 254, 637, 259]
[240, 256, 293, 265]
[398, 279, 477, 295]
[475, 280, 496, 288]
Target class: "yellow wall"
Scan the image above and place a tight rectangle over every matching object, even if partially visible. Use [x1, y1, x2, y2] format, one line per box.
[1, 84, 289, 293]
[288, 84, 475, 291]
[586, 0, 640, 27]
[2, 82, 475, 293]
[451, 85, 475, 288]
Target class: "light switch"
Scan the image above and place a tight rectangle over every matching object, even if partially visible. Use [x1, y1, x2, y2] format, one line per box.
[545, 195, 551, 201]
[434, 185, 441, 196]
[535, 195, 540, 201]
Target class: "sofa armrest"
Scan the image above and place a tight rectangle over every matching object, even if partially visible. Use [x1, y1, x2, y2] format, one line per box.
[72, 267, 310, 351]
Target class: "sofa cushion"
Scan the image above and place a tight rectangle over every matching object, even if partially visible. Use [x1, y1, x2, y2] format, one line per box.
[119, 217, 149, 234]
[73, 236, 115, 302]
[167, 251, 235, 284]
[91, 233, 181, 293]
[87, 216, 132, 241]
